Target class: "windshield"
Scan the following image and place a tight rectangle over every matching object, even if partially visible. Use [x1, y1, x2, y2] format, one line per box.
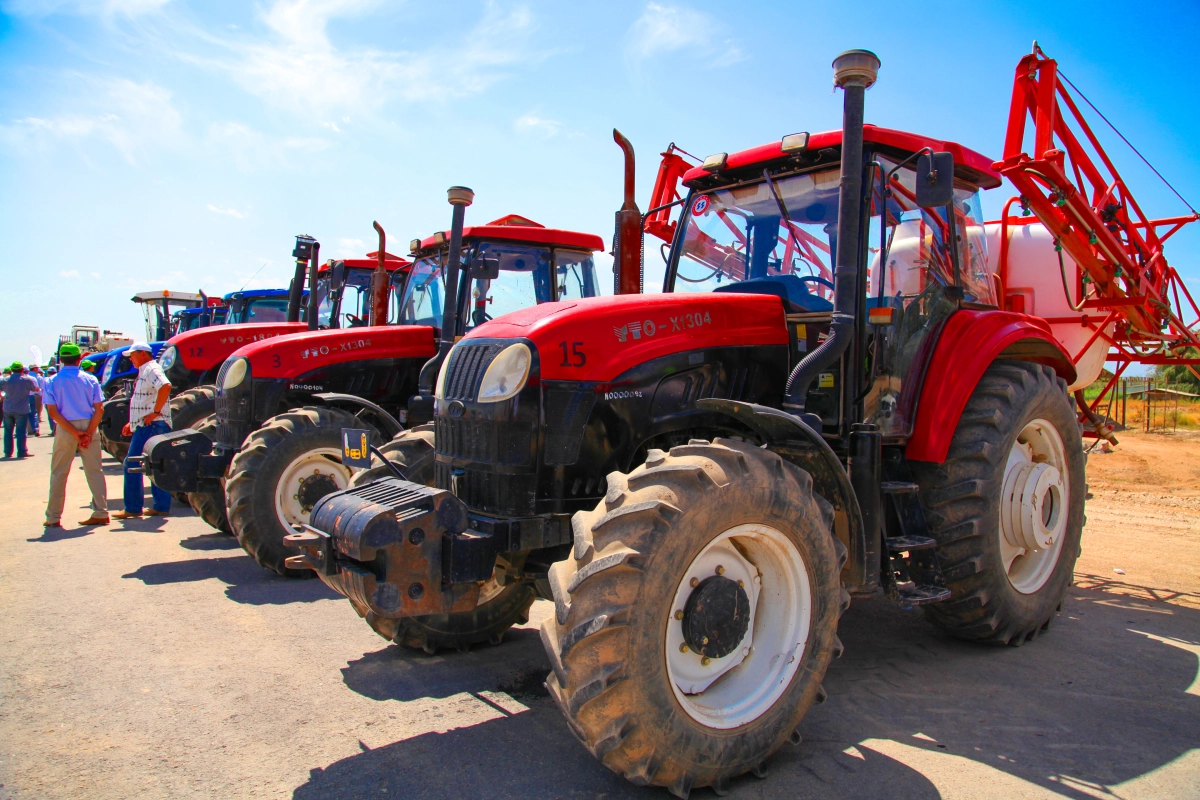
[398, 241, 587, 333]
[671, 169, 839, 305]
[318, 268, 374, 328]
[555, 250, 600, 301]
[227, 296, 290, 324]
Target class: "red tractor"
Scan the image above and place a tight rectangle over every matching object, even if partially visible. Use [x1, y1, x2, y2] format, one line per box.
[290, 47, 1200, 795]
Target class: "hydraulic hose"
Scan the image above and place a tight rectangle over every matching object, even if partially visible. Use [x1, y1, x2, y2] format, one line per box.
[784, 50, 878, 413]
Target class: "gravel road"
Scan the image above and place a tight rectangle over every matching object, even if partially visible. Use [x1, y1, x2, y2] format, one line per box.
[1, 431, 1197, 799]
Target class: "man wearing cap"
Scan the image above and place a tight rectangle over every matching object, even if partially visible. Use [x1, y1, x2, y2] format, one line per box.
[80, 359, 97, 376]
[28, 365, 46, 436]
[3, 363, 39, 459]
[43, 344, 108, 527]
[115, 343, 172, 519]
[43, 366, 58, 435]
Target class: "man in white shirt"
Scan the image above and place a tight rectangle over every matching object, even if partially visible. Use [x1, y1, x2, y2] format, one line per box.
[114, 343, 173, 519]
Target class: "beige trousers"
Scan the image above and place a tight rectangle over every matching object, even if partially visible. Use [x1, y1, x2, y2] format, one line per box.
[46, 420, 108, 524]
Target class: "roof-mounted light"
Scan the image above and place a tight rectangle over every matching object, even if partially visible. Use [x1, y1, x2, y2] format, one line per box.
[409, 238, 421, 254]
[433, 231, 447, 245]
[702, 152, 728, 172]
[781, 132, 810, 154]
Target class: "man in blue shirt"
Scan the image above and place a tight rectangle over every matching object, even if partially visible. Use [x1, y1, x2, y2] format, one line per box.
[43, 344, 108, 527]
[2, 362, 39, 459]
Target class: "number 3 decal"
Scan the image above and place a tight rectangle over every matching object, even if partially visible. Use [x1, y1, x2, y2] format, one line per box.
[272, 354, 281, 368]
[558, 341, 586, 368]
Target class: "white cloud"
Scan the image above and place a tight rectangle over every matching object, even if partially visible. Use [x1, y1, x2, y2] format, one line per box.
[0, 78, 182, 164]
[184, 0, 538, 118]
[90, 272, 102, 279]
[335, 237, 367, 259]
[514, 113, 561, 138]
[624, 3, 744, 67]
[206, 204, 247, 218]
[60, 269, 81, 278]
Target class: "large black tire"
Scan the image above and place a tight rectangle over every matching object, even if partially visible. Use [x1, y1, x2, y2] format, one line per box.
[169, 386, 218, 504]
[226, 406, 379, 578]
[347, 424, 436, 488]
[100, 433, 129, 464]
[541, 438, 848, 797]
[185, 416, 231, 533]
[911, 361, 1085, 645]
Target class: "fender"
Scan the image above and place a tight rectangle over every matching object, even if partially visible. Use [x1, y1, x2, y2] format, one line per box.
[233, 325, 438, 378]
[696, 398, 868, 590]
[167, 322, 307, 372]
[311, 392, 404, 440]
[466, 294, 789, 382]
[906, 309, 1076, 464]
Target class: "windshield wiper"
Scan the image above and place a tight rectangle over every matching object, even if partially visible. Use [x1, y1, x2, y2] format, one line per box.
[762, 169, 808, 273]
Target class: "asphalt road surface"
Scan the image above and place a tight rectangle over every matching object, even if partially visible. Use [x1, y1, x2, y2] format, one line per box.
[1, 432, 1198, 799]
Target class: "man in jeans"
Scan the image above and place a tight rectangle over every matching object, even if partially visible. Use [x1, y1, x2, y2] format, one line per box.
[3, 362, 40, 459]
[43, 344, 108, 527]
[114, 343, 172, 519]
[28, 365, 46, 436]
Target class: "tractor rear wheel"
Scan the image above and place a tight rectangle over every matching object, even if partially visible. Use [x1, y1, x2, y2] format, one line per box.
[541, 438, 847, 797]
[911, 361, 1084, 645]
[184, 416, 231, 533]
[168, 386, 218, 504]
[100, 390, 130, 463]
[225, 406, 378, 578]
[346, 424, 436, 488]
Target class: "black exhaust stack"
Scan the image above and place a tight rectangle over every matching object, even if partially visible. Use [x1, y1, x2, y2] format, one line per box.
[409, 186, 474, 425]
[306, 240, 321, 330]
[784, 49, 879, 414]
[288, 235, 317, 323]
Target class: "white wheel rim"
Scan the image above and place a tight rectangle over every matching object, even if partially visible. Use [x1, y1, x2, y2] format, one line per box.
[665, 523, 811, 729]
[274, 447, 352, 527]
[999, 418, 1069, 594]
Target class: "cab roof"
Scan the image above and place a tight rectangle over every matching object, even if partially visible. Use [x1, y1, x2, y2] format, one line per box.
[223, 288, 295, 301]
[416, 215, 604, 254]
[318, 252, 412, 272]
[681, 125, 1002, 190]
[130, 290, 205, 304]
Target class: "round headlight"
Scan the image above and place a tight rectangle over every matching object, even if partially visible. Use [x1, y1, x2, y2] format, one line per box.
[221, 357, 249, 390]
[158, 345, 177, 371]
[476, 343, 531, 403]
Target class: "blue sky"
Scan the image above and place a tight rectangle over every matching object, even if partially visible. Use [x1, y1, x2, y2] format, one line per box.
[2, 0, 1198, 366]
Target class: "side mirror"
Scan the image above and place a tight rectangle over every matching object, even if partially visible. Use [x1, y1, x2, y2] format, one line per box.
[470, 255, 500, 281]
[916, 152, 955, 209]
[330, 260, 346, 290]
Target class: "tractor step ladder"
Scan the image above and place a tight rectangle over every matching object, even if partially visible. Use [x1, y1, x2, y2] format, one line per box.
[880, 481, 952, 605]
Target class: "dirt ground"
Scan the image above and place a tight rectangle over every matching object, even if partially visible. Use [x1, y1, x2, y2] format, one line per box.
[1, 430, 1198, 799]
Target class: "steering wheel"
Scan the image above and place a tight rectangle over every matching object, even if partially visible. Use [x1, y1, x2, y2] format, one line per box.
[798, 275, 834, 300]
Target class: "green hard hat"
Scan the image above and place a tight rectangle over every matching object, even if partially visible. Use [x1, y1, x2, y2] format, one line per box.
[58, 343, 82, 358]
[10, 361, 24, 371]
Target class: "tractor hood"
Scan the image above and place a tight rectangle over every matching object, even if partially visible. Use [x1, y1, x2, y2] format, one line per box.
[166, 322, 307, 372]
[463, 293, 789, 382]
[230, 325, 438, 379]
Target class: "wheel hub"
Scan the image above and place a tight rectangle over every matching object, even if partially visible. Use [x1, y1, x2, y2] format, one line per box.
[998, 418, 1070, 594]
[682, 575, 750, 659]
[1002, 460, 1063, 551]
[297, 471, 340, 513]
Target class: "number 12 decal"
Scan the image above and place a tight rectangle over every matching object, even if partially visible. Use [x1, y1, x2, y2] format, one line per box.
[559, 341, 586, 368]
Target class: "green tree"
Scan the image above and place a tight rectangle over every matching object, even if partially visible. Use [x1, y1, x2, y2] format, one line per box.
[1155, 348, 1200, 392]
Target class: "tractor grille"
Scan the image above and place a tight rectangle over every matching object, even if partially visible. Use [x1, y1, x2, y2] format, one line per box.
[442, 343, 504, 402]
[435, 462, 537, 516]
[542, 388, 596, 466]
[435, 417, 534, 466]
[214, 360, 253, 449]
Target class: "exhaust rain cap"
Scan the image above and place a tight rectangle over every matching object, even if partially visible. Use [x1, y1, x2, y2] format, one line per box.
[833, 49, 880, 89]
[447, 186, 475, 206]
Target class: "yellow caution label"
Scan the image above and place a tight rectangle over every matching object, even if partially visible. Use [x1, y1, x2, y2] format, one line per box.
[818, 373, 835, 388]
[795, 324, 807, 339]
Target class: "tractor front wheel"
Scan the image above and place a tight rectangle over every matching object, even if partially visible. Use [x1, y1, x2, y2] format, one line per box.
[184, 415, 231, 533]
[346, 424, 436, 488]
[912, 361, 1084, 645]
[225, 407, 378, 578]
[168, 385, 218, 505]
[541, 438, 847, 797]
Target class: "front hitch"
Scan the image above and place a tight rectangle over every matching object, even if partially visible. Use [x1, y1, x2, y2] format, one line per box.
[140, 428, 232, 493]
[285, 478, 499, 619]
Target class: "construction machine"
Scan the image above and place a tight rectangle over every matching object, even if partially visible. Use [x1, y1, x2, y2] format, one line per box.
[289, 45, 1200, 796]
[137, 198, 605, 572]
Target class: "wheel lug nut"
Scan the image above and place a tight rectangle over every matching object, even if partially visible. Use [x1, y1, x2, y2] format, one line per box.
[738, 579, 744, 588]
[715, 565, 724, 575]
[701, 636, 709, 645]
[701, 656, 711, 666]
[674, 610, 684, 620]
[689, 577, 699, 588]
[679, 643, 689, 653]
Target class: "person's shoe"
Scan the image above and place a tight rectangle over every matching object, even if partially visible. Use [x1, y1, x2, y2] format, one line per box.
[17, 453, 31, 458]
[111, 510, 142, 519]
[43, 520, 62, 528]
[79, 515, 110, 525]
[144, 509, 169, 517]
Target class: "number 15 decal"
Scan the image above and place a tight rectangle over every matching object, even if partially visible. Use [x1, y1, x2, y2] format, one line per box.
[558, 341, 586, 368]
